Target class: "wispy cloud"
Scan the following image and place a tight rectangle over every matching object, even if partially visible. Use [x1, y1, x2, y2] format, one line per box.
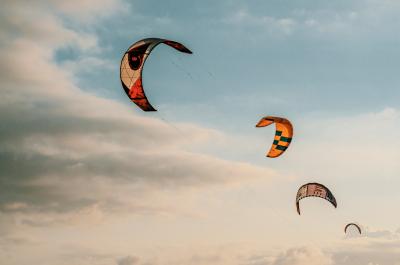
[223, 9, 297, 36]
[0, 0, 279, 254]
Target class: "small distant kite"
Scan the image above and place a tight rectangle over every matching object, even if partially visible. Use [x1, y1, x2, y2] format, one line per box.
[256, 116, 293, 158]
[120, 38, 192, 111]
[296, 183, 337, 215]
[344, 223, 362, 234]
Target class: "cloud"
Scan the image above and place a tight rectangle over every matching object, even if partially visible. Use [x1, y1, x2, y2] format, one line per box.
[221, 0, 400, 40]
[332, 238, 400, 265]
[364, 229, 397, 239]
[117, 256, 141, 265]
[242, 234, 400, 265]
[54, 0, 127, 22]
[223, 9, 298, 36]
[267, 247, 333, 265]
[292, 107, 400, 178]
[0, 0, 277, 219]
[0, 3, 284, 263]
[0, 4, 97, 50]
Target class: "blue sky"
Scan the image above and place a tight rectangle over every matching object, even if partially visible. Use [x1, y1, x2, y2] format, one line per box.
[2, 0, 400, 264]
[63, 0, 400, 125]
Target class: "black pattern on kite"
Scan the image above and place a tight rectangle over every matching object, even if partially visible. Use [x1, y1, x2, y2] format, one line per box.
[296, 182, 337, 215]
[120, 38, 192, 111]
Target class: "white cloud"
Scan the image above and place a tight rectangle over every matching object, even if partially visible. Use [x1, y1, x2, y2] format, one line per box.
[268, 247, 333, 265]
[0, 1, 279, 261]
[290, 107, 400, 180]
[223, 9, 297, 36]
[223, 1, 400, 39]
[2, 1, 282, 263]
[55, 0, 126, 21]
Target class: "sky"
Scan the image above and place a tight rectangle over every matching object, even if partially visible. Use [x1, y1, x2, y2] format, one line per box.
[1, 0, 400, 264]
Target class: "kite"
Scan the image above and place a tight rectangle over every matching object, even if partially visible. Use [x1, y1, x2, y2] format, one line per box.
[256, 116, 293, 158]
[296, 183, 337, 215]
[120, 38, 192, 111]
[344, 223, 362, 234]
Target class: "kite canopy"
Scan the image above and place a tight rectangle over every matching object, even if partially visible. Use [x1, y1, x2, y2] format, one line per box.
[120, 38, 192, 111]
[344, 223, 362, 234]
[256, 116, 293, 158]
[296, 182, 337, 215]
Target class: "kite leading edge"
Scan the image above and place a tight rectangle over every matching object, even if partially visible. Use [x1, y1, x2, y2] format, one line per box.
[120, 38, 192, 111]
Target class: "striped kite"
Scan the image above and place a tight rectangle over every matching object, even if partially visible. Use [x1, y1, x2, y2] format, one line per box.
[296, 183, 337, 215]
[256, 116, 293, 158]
